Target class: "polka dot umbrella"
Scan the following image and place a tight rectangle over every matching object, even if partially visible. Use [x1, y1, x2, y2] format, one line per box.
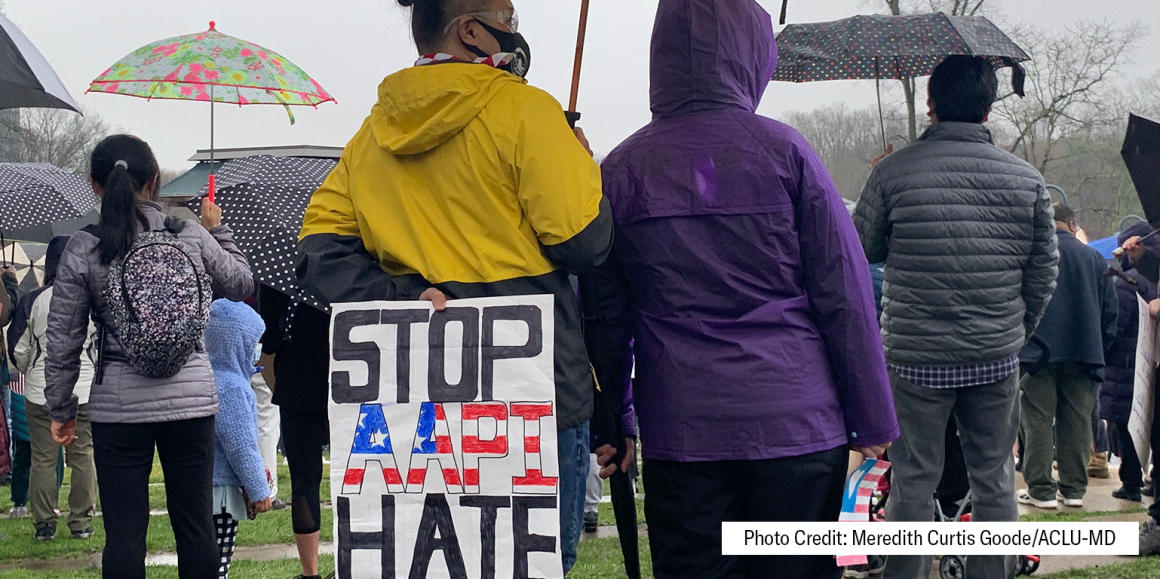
[0, 163, 99, 241]
[185, 155, 335, 309]
[772, 12, 1030, 147]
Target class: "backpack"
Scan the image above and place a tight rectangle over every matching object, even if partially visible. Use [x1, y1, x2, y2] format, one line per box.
[101, 218, 213, 379]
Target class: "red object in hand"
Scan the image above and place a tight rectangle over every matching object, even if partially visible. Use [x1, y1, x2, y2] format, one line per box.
[208, 174, 216, 204]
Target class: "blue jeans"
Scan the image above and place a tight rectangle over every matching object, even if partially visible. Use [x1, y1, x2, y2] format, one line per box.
[557, 421, 589, 575]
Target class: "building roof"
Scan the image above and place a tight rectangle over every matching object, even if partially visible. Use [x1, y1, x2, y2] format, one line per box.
[160, 145, 342, 199]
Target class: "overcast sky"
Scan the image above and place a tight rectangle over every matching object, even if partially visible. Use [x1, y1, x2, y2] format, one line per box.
[8, 0, 1160, 170]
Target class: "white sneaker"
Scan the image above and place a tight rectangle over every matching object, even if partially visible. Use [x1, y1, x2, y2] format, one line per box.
[1017, 489, 1058, 509]
[8, 506, 28, 518]
[1057, 492, 1083, 508]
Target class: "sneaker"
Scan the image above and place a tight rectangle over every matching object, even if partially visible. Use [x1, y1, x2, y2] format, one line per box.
[270, 498, 289, 511]
[1056, 492, 1083, 508]
[1140, 521, 1160, 556]
[70, 527, 93, 539]
[8, 505, 28, 518]
[844, 555, 887, 578]
[34, 524, 55, 541]
[1113, 487, 1143, 502]
[583, 511, 598, 533]
[1017, 489, 1057, 509]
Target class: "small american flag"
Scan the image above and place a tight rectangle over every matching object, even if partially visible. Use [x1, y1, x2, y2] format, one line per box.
[8, 373, 24, 396]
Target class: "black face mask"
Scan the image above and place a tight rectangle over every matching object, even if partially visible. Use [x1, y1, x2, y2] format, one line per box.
[466, 18, 531, 78]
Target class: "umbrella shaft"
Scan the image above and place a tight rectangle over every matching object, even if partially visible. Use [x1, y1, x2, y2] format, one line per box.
[568, 0, 591, 113]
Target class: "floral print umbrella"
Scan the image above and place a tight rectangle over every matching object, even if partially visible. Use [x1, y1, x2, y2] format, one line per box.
[88, 21, 335, 110]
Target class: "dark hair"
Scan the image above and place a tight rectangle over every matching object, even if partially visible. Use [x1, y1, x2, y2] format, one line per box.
[928, 55, 998, 124]
[398, 0, 489, 53]
[89, 135, 159, 264]
[1053, 203, 1076, 224]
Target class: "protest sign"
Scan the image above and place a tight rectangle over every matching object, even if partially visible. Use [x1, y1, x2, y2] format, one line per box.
[1130, 294, 1157, 470]
[329, 296, 561, 579]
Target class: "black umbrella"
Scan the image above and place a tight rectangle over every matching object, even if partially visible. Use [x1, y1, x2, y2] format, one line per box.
[0, 163, 98, 236]
[772, 12, 1029, 147]
[1122, 113, 1160, 228]
[0, 13, 79, 112]
[186, 155, 335, 307]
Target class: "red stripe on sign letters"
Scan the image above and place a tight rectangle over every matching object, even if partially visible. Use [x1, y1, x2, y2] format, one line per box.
[384, 468, 403, 486]
[435, 404, 447, 421]
[463, 436, 507, 454]
[463, 403, 508, 421]
[510, 403, 553, 421]
[436, 437, 454, 454]
[464, 469, 479, 487]
[514, 469, 558, 487]
[343, 469, 365, 486]
[525, 437, 540, 454]
[408, 469, 427, 485]
[443, 469, 462, 486]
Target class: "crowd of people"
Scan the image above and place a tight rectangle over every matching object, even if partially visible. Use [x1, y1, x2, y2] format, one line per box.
[0, 1, 1157, 579]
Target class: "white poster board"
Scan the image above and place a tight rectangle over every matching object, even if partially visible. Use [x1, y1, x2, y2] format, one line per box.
[1130, 294, 1156, 470]
[329, 296, 561, 579]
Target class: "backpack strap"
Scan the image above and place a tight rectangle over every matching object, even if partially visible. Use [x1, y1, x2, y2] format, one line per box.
[163, 216, 188, 234]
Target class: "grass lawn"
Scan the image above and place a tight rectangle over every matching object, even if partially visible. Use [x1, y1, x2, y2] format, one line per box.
[0, 508, 332, 563]
[0, 555, 337, 578]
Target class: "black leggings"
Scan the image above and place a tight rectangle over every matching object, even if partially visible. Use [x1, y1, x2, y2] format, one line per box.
[280, 408, 327, 535]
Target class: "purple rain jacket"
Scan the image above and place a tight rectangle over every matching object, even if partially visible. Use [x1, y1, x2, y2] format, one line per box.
[596, 0, 898, 462]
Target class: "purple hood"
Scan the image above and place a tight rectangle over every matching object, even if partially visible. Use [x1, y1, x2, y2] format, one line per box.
[650, 0, 778, 118]
[598, 0, 898, 462]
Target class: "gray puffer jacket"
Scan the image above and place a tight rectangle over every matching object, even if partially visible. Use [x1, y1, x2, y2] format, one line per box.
[45, 201, 254, 424]
[854, 122, 1059, 366]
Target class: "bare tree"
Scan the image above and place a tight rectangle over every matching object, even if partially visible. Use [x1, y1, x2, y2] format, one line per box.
[993, 21, 1146, 174]
[786, 102, 907, 199]
[3, 107, 115, 175]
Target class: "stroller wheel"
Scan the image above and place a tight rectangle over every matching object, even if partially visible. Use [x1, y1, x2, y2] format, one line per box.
[1020, 555, 1041, 575]
[939, 555, 966, 579]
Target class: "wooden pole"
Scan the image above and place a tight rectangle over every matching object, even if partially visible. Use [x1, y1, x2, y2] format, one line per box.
[568, 0, 591, 115]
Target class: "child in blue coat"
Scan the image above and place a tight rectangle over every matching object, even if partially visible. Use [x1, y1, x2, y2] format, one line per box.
[205, 298, 273, 578]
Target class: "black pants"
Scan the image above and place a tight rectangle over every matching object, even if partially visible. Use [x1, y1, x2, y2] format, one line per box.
[1113, 421, 1143, 490]
[93, 416, 217, 579]
[280, 408, 327, 535]
[643, 446, 848, 579]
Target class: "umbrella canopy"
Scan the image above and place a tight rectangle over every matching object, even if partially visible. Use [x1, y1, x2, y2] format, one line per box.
[88, 22, 334, 110]
[185, 155, 334, 303]
[0, 240, 47, 295]
[0, 13, 80, 112]
[0, 163, 98, 234]
[772, 13, 1030, 83]
[1122, 113, 1160, 227]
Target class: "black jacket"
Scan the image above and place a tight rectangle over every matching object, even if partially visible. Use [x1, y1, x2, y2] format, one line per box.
[1020, 231, 1117, 379]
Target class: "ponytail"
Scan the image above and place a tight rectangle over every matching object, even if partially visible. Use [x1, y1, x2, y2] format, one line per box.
[89, 135, 159, 264]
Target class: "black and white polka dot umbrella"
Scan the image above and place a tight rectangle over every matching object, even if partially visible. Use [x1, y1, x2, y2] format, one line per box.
[0, 163, 99, 234]
[186, 155, 336, 309]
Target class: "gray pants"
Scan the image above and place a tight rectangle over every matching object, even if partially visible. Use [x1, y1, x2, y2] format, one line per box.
[884, 371, 1019, 579]
[1020, 362, 1095, 501]
[26, 401, 97, 531]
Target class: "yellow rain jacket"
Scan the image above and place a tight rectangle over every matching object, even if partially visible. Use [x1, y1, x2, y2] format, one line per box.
[298, 62, 613, 430]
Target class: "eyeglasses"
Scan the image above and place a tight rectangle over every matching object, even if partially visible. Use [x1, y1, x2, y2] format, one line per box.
[444, 10, 520, 34]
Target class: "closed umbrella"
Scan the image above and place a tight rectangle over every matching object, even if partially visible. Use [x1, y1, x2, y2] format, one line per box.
[89, 21, 336, 201]
[0, 13, 79, 112]
[772, 12, 1029, 148]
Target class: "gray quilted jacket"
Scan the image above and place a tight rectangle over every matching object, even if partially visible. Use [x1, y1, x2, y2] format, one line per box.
[853, 122, 1059, 366]
[45, 201, 254, 424]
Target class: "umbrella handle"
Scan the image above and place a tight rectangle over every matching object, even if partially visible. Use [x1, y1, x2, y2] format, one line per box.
[208, 174, 216, 205]
[567, 0, 591, 120]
